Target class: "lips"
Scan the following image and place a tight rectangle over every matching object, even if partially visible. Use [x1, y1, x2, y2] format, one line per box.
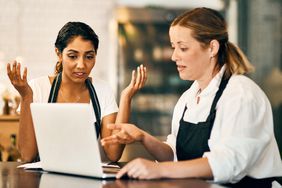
[73, 72, 86, 78]
[176, 65, 186, 72]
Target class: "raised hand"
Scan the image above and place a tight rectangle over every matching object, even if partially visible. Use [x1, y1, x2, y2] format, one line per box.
[7, 61, 32, 98]
[101, 123, 144, 146]
[121, 64, 147, 99]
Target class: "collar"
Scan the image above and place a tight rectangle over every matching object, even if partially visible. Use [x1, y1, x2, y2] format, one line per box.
[192, 65, 226, 98]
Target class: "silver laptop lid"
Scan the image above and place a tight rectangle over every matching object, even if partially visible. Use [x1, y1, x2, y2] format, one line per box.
[30, 103, 109, 178]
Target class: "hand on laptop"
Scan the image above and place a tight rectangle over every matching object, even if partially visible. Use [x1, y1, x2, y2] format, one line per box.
[116, 158, 162, 179]
[101, 123, 145, 145]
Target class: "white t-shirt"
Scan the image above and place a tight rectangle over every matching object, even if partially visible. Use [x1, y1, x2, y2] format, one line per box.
[29, 76, 118, 120]
[165, 66, 282, 183]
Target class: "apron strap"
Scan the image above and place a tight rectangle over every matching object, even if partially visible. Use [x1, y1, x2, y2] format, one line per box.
[85, 78, 101, 138]
[208, 74, 230, 115]
[48, 72, 62, 103]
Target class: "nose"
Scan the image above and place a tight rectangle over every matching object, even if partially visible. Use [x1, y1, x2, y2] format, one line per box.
[76, 57, 85, 69]
[171, 49, 178, 62]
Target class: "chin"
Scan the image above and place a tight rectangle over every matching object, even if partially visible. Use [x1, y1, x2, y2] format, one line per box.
[179, 74, 193, 81]
[72, 78, 87, 83]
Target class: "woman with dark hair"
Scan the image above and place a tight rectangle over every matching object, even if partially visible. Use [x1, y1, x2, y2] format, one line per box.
[7, 22, 147, 162]
[101, 8, 282, 186]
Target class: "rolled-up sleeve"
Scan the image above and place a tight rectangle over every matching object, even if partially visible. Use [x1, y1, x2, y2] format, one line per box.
[164, 133, 178, 161]
[204, 88, 273, 183]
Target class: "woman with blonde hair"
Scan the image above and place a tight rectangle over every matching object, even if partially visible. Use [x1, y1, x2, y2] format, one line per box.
[102, 7, 282, 187]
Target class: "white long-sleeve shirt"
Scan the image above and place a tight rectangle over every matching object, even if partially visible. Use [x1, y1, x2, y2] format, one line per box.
[165, 66, 282, 183]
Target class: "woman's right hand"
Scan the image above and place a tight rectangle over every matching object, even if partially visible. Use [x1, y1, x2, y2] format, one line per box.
[101, 123, 145, 146]
[7, 61, 32, 98]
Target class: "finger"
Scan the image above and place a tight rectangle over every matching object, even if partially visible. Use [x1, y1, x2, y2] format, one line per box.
[101, 135, 115, 142]
[134, 66, 141, 88]
[116, 165, 129, 179]
[102, 133, 129, 145]
[11, 61, 17, 76]
[101, 136, 119, 146]
[130, 70, 136, 86]
[138, 64, 145, 88]
[141, 66, 147, 88]
[127, 166, 139, 177]
[22, 67, 27, 81]
[107, 123, 122, 131]
[115, 132, 129, 142]
[16, 62, 21, 79]
[7, 63, 12, 78]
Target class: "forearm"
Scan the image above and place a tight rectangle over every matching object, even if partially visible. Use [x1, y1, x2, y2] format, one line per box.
[105, 94, 131, 161]
[141, 132, 174, 161]
[115, 92, 131, 123]
[160, 157, 213, 179]
[18, 96, 38, 162]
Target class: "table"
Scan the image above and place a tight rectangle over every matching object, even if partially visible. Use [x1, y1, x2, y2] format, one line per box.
[0, 162, 227, 188]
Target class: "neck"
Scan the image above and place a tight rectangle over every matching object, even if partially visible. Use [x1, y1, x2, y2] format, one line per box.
[197, 67, 220, 90]
[60, 75, 87, 92]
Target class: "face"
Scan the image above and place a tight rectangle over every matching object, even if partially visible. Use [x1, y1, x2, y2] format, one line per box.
[169, 25, 214, 81]
[57, 36, 96, 83]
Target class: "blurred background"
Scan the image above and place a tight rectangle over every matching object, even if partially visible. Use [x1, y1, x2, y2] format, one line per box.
[0, 0, 281, 159]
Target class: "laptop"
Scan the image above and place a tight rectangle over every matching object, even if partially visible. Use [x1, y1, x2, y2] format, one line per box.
[30, 103, 119, 179]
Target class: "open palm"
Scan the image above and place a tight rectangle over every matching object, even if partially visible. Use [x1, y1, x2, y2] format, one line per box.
[7, 61, 32, 97]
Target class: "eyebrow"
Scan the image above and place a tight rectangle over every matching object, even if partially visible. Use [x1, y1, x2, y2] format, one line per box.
[66, 49, 95, 53]
[170, 41, 189, 45]
[177, 41, 189, 44]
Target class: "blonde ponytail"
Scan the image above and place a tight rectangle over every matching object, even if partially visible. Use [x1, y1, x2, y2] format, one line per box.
[225, 42, 254, 77]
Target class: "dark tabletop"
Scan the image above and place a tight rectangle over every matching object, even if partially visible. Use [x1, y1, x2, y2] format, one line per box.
[1, 162, 228, 188]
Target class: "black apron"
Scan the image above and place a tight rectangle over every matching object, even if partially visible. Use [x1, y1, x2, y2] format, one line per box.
[176, 75, 230, 160]
[33, 73, 101, 162]
[176, 74, 275, 187]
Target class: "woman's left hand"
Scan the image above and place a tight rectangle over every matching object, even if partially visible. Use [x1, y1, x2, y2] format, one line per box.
[116, 158, 162, 179]
[121, 64, 147, 99]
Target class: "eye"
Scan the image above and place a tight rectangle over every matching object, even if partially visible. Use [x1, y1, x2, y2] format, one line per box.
[180, 47, 188, 52]
[86, 55, 94, 60]
[67, 54, 77, 59]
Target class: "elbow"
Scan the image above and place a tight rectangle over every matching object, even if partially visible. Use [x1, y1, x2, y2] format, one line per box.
[18, 145, 37, 163]
[103, 145, 125, 162]
[19, 151, 35, 162]
[106, 150, 123, 162]
[107, 155, 122, 162]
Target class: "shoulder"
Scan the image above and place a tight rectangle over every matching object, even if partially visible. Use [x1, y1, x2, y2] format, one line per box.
[222, 74, 270, 107]
[29, 76, 51, 89]
[227, 75, 265, 97]
[28, 76, 52, 102]
[91, 77, 113, 92]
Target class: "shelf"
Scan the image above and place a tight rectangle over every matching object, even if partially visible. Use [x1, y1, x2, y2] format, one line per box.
[0, 115, 20, 122]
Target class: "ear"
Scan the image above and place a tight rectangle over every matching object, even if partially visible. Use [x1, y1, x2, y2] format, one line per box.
[209, 40, 220, 58]
[55, 48, 62, 62]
